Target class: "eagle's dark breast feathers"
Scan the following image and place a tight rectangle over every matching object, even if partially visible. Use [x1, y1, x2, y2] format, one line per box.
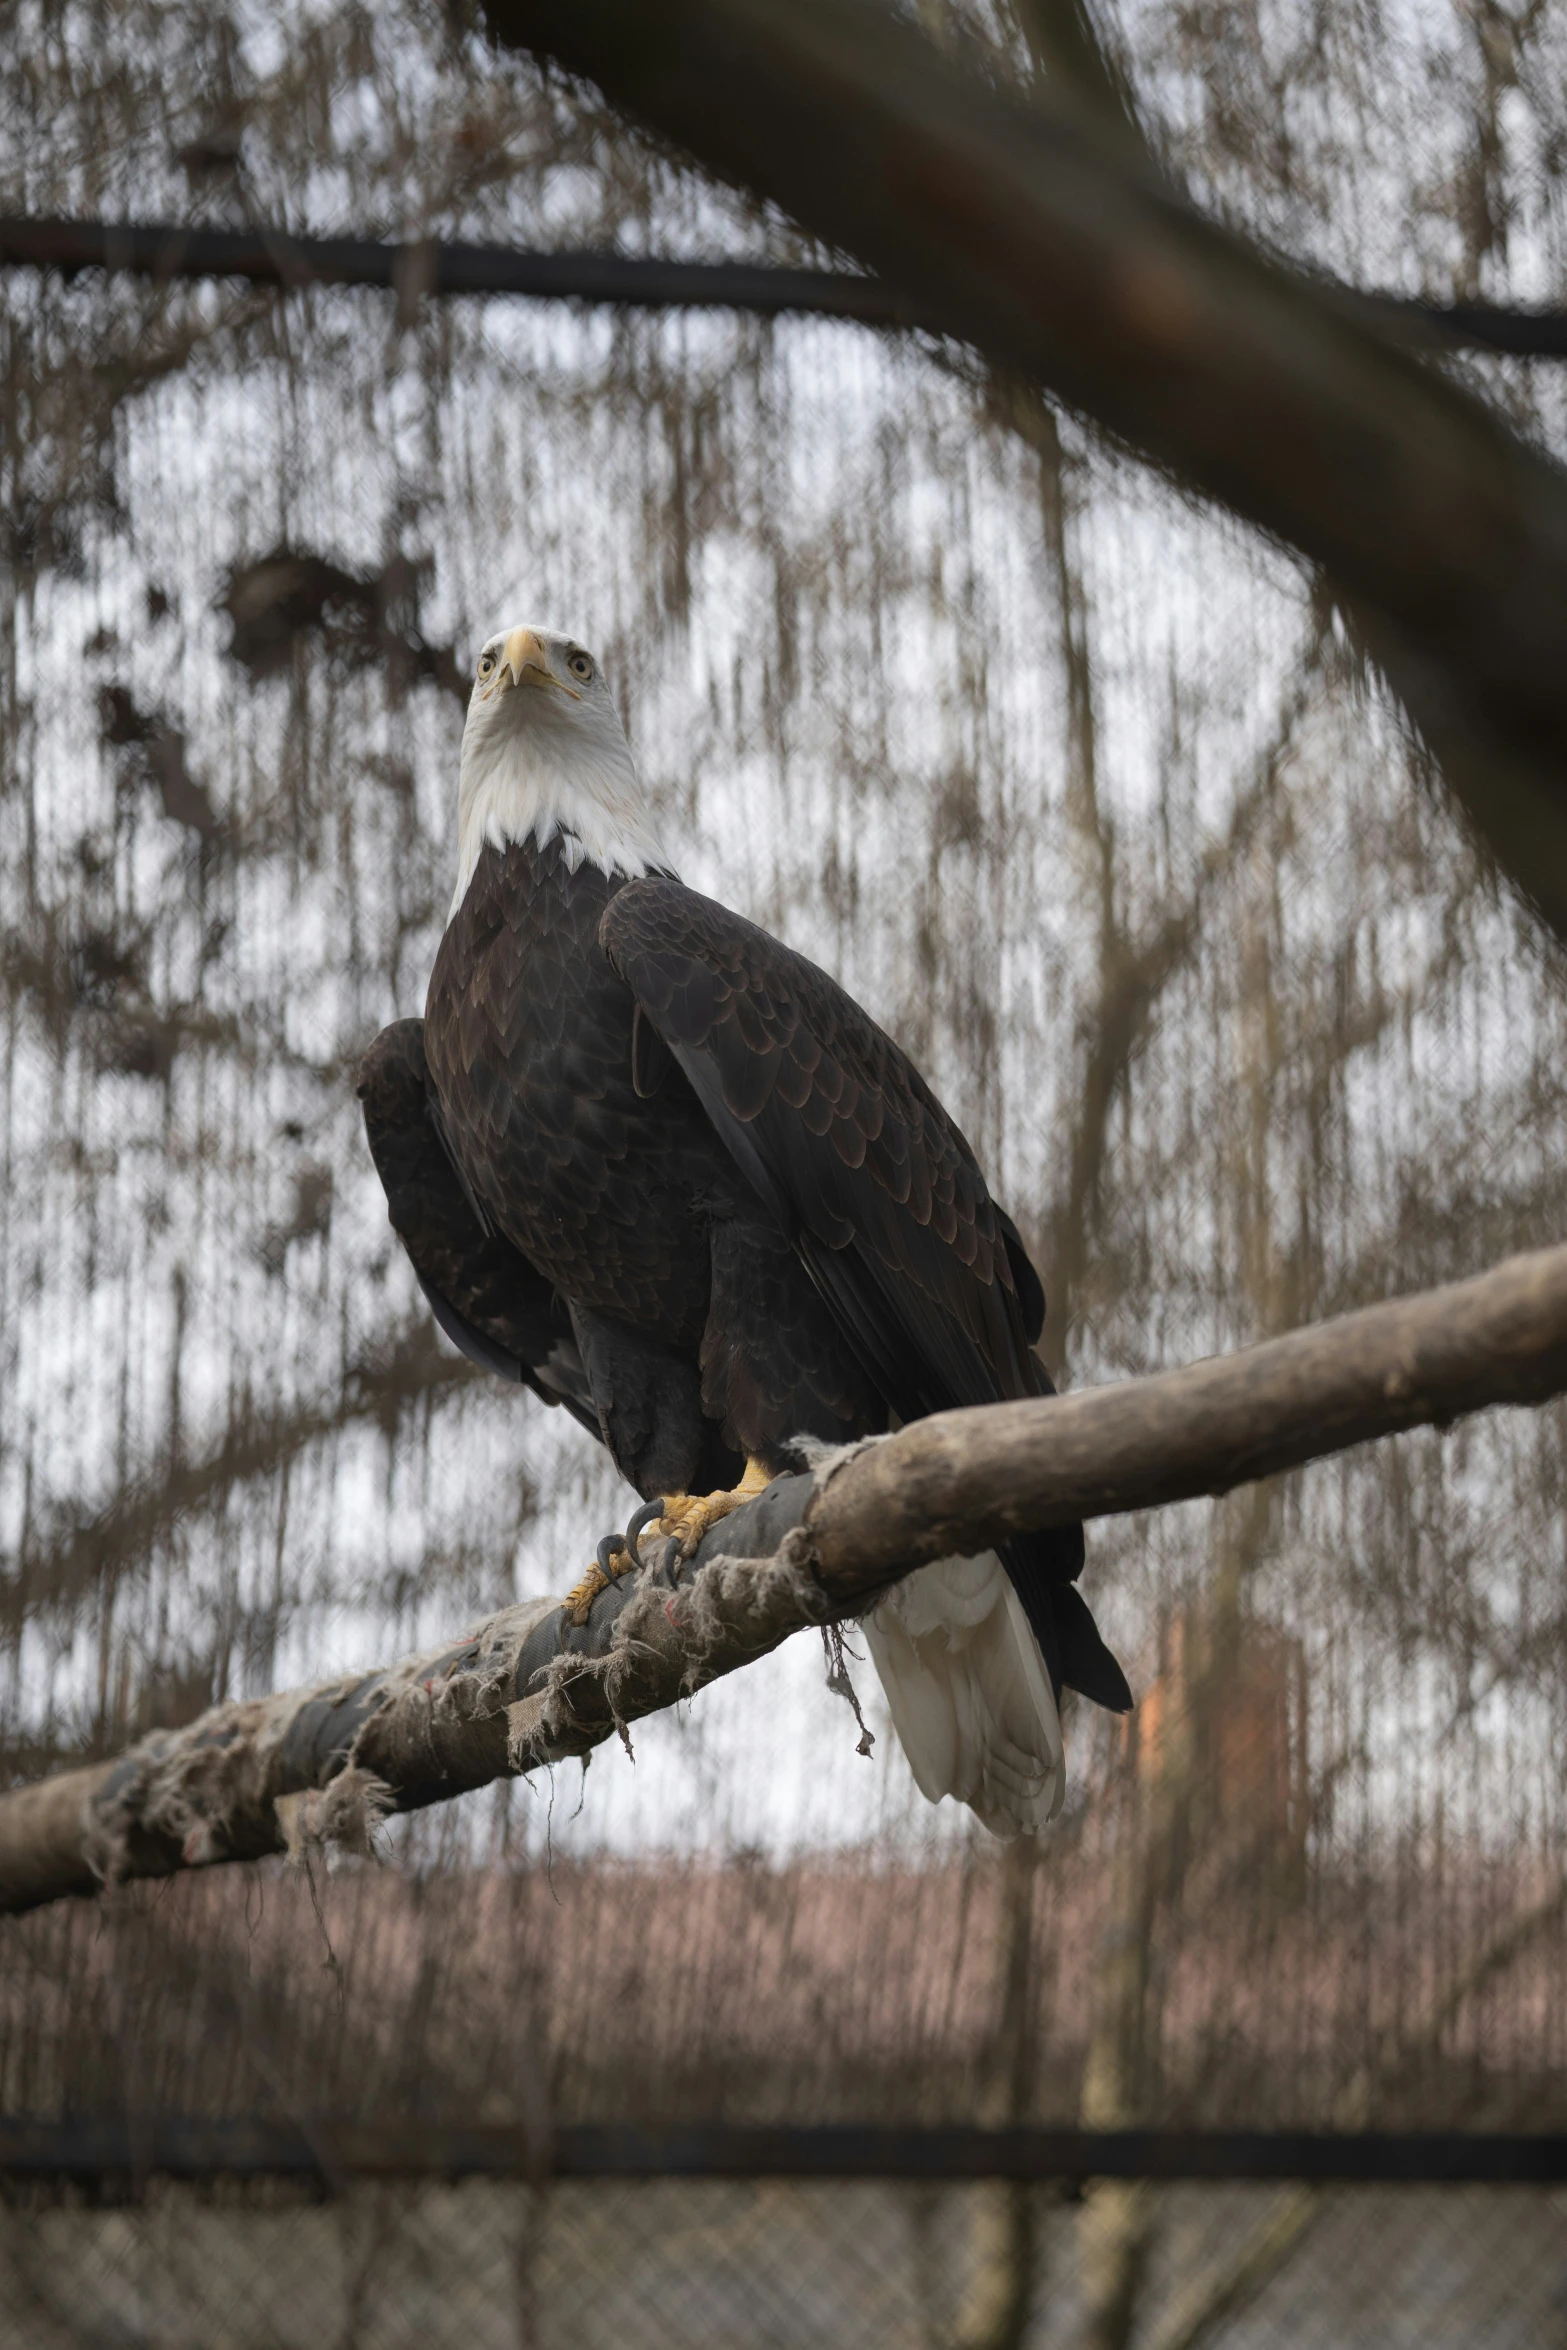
[423, 838, 727, 1343]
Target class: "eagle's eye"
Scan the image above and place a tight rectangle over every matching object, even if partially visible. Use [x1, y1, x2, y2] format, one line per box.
[567, 650, 593, 682]
[477, 650, 496, 680]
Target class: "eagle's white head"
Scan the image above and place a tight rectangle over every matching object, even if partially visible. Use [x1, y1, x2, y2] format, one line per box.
[451, 623, 672, 916]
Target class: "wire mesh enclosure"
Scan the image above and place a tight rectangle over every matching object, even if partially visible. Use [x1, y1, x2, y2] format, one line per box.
[4, 1, 1567, 2343]
[6, 2173, 1567, 2349]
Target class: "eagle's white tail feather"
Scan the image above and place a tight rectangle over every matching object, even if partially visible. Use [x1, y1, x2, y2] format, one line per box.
[862, 1554, 1065, 1839]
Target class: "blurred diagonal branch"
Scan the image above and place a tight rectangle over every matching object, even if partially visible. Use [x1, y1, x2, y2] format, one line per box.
[482, 0, 1567, 942]
[5, 1242, 1567, 1915]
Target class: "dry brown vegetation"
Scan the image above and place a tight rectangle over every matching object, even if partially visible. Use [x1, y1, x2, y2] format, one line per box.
[6, 1839, 1564, 2133]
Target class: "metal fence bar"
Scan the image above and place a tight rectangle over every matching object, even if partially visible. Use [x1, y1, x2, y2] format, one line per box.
[4, 2119, 1566, 2183]
[2, 216, 1566, 355]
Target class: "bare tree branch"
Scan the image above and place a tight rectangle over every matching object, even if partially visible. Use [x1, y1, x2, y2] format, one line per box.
[480, 0, 1567, 943]
[3, 1242, 1566, 1917]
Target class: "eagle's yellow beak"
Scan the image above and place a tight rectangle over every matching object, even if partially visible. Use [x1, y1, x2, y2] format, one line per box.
[488, 627, 581, 700]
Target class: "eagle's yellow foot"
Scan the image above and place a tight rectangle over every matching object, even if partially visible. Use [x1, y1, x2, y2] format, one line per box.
[658, 1457, 773, 1558]
[562, 1533, 638, 1628]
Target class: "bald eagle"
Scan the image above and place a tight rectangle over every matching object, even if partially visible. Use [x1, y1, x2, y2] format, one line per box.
[359, 624, 1130, 1836]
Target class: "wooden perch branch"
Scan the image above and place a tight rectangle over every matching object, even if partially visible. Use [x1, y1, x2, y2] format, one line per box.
[3, 1242, 1567, 1918]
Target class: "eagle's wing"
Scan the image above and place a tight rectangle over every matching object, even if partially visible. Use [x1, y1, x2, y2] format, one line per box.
[357, 1020, 600, 1433]
[599, 879, 1131, 1718]
[601, 881, 1038, 1419]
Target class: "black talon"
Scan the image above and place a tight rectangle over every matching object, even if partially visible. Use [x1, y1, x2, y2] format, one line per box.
[625, 1497, 680, 1589]
[624, 1498, 665, 1561]
[595, 1532, 625, 1582]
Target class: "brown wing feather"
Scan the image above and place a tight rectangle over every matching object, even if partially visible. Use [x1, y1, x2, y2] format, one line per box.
[357, 1018, 598, 1431]
[599, 878, 1035, 1422]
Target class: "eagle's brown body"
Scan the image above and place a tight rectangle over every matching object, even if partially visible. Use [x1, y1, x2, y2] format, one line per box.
[421, 833, 882, 1495]
[363, 822, 1130, 1713]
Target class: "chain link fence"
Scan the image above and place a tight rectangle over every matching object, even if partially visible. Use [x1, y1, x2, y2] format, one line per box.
[5, 2163, 1566, 2348]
